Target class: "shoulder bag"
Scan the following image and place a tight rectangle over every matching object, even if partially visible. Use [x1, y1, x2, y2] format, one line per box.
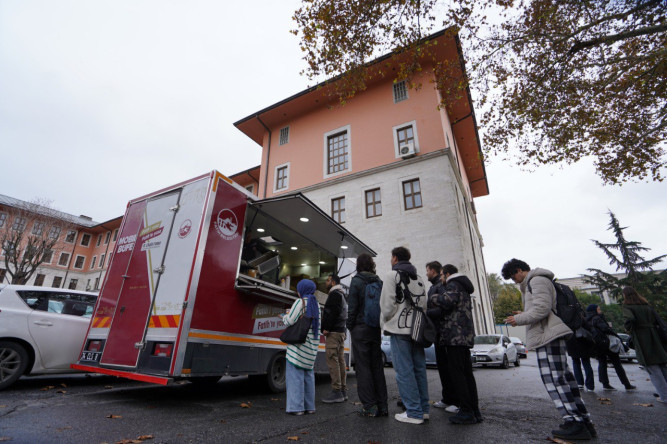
[280, 300, 313, 345]
[397, 272, 436, 348]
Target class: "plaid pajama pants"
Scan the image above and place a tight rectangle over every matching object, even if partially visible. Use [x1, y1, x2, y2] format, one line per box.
[536, 338, 590, 422]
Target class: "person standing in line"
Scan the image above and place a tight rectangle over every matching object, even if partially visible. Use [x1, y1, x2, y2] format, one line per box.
[433, 264, 481, 424]
[502, 258, 595, 441]
[566, 322, 596, 392]
[346, 253, 388, 417]
[380, 246, 429, 425]
[282, 279, 321, 416]
[585, 304, 636, 391]
[621, 286, 667, 402]
[426, 261, 460, 414]
[321, 274, 348, 403]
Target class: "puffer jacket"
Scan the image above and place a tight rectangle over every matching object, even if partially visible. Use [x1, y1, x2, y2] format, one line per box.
[513, 268, 572, 350]
[434, 273, 476, 348]
[346, 271, 382, 331]
[379, 261, 427, 336]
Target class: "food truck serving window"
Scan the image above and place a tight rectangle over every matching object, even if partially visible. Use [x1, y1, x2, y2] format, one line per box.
[236, 193, 376, 302]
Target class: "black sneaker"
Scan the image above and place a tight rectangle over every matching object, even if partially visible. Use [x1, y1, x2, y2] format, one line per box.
[602, 384, 616, 390]
[474, 410, 484, 422]
[358, 405, 378, 417]
[625, 384, 637, 390]
[322, 390, 345, 403]
[375, 408, 389, 417]
[343, 389, 349, 401]
[584, 421, 597, 438]
[448, 411, 478, 425]
[552, 421, 592, 440]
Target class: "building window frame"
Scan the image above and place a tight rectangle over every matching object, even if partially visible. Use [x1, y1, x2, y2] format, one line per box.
[392, 120, 420, 158]
[58, 252, 71, 267]
[323, 125, 352, 179]
[65, 230, 77, 244]
[331, 196, 346, 224]
[402, 178, 423, 211]
[73, 254, 86, 270]
[364, 187, 382, 219]
[32, 221, 45, 236]
[112, 229, 118, 242]
[80, 233, 91, 247]
[104, 231, 111, 244]
[42, 249, 53, 264]
[34, 274, 46, 286]
[12, 217, 27, 232]
[52, 276, 63, 288]
[90, 256, 97, 269]
[273, 162, 290, 193]
[279, 126, 290, 145]
[0, 212, 6, 228]
[96, 234, 102, 247]
[245, 184, 255, 194]
[393, 80, 409, 103]
[99, 253, 106, 268]
[49, 226, 61, 240]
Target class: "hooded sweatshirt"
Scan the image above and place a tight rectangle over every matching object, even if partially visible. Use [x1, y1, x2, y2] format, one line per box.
[513, 268, 572, 350]
[347, 271, 383, 330]
[435, 273, 476, 347]
[379, 261, 427, 336]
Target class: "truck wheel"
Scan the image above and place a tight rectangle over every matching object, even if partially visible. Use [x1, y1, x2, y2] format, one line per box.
[0, 341, 29, 390]
[266, 352, 286, 393]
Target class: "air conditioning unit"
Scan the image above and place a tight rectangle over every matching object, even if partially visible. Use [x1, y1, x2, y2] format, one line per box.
[399, 141, 416, 158]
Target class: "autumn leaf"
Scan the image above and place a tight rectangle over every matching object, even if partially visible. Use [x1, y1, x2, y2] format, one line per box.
[56, 390, 67, 394]
[106, 414, 123, 419]
[56, 426, 72, 432]
[0, 438, 11, 442]
[220, 420, 226, 423]
[597, 398, 611, 401]
[287, 437, 300, 441]
[60, 383, 67, 388]
[0, 405, 7, 408]
[547, 437, 573, 444]
[137, 435, 154, 440]
[40, 386, 55, 391]
[633, 403, 653, 407]
[105, 386, 114, 389]
[240, 402, 252, 408]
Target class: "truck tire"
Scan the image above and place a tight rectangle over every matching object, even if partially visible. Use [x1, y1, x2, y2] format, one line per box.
[265, 352, 286, 393]
[0, 341, 29, 390]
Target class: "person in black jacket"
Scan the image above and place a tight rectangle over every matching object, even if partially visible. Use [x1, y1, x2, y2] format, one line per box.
[585, 304, 636, 391]
[432, 264, 481, 425]
[426, 261, 459, 413]
[346, 253, 388, 417]
[321, 274, 348, 403]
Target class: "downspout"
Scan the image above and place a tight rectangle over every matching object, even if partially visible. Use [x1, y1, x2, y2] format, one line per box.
[62, 230, 79, 288]
[256, 115, 272, 198]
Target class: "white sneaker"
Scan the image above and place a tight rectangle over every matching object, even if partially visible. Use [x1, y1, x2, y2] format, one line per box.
[433, 401, 447, 409]
[423, 413, 429, 420]
[395, 412, 424, 424]
[445, 405, 460, 413]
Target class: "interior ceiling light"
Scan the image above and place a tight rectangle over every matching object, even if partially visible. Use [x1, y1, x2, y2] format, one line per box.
[256, 228, 265, 232]
[301, 263, 307, 266]
[341, 246, 348, 249]
[299, 217, 309, 222]
[291, 246, 298, 250]
[319, 261, 325, 264]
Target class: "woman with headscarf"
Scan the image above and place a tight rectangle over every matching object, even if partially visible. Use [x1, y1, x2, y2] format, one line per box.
[281, 279, 322, 415]
[622, 286, 667, 402]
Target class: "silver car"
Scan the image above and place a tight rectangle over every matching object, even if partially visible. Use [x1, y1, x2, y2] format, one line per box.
[0, 285, 97, 390]
[617, 333, 637, 363]
[381, 335, 437, 367]
[510, 336, 527, 358]
[471, 334, 520, 369]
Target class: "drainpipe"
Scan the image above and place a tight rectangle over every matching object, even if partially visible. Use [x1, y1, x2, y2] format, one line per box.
[256, 115, 272, 198]
[62, 230, 79, 288]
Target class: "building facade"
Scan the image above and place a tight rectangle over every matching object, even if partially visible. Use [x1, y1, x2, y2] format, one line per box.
[233, 29, 495, 334]
[0, 194, 121, 292]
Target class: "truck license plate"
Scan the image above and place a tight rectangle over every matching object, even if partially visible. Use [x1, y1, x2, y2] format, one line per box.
[80, 351, 101, 362]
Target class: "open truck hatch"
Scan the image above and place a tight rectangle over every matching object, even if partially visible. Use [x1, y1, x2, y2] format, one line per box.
[236, 193, 376, 301]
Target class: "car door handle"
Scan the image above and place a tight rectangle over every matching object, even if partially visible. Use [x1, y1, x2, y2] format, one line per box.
[33, 320, 54, 326]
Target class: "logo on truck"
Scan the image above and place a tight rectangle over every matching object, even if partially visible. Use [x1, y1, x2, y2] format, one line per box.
[178, 219, 192, 238]
[214, 209, 239, 241]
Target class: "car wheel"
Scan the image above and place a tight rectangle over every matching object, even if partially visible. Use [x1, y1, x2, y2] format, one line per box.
[0, 341, 29, 390]
[501, 355, 509, 369]
[514, 355, 520, 367]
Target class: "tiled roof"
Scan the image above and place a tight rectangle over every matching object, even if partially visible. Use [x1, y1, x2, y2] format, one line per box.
[0, 194, 99, 227]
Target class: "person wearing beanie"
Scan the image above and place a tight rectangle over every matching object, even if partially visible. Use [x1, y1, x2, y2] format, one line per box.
[281, 279, 322, 415]
[585, 304, 636, 391]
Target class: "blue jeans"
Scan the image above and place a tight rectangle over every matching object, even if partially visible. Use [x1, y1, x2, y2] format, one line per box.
[286, 360, 315, 413]
[571, 357, 594, 390]
[390, 335, 429, 419]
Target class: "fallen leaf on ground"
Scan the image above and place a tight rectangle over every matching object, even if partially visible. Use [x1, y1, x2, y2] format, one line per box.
[56, 390, 67, 394]
[106, 415, 123, 419]
[600, 401, 612, 405]
[105, 386, 114, 389]
[633, 403, 653, 407]
[220, 420, 226, 423]
[353, 402, 362, 406]
[597, 397, 611, 401]
[0, 438, 11, 442]
[40, 386, 55, 391]
[60, 383, 67, 388]
[287, 437, 299, 441]
[0, 405, 7, 408]
[301, 431, 309, 434]
[240, 402, 252, 408]
[547, 437, 573, 444]
[136, 435, 154, 440]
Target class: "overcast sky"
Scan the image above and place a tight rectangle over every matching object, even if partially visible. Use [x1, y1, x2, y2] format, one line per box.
[1, 1, 665, 280]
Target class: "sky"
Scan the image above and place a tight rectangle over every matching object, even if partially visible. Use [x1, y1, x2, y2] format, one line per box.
[1, 1, 665, 280]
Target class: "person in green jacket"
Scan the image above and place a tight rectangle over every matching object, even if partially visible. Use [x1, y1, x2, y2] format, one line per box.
[622, 286, 667, 403]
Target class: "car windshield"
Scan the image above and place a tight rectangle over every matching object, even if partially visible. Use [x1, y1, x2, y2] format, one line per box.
[474, 335, 500, 345]
[510, 337, 522, 344]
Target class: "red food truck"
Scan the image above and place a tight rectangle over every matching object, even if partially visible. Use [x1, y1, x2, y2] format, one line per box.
[73, 171, 374, 391]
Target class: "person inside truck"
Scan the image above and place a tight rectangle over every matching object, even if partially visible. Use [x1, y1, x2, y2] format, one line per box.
[240, 233, 281, 284]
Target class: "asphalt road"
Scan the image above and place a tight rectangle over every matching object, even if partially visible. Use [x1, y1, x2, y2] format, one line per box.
[1, 355, 665, 443]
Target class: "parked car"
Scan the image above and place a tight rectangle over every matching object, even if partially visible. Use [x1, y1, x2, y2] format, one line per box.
[510, 337, 527, 358]
[617, 333, 637, 362]
[471, 334, 519, 369]
[381, 335, 437, 367]
[0, 285, 97, 390]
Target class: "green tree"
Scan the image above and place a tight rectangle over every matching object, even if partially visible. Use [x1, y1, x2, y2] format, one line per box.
[492, 284, 522, 324]
[487, 272, 503, 305]
[573, 288, 601, 309]
[585, 211, 667, 317]
[293, 0, 666, 184]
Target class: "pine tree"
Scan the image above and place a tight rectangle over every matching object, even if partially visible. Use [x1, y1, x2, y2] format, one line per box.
[585, 211, 667, 317]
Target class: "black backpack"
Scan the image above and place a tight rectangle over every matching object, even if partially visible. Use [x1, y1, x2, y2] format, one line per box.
[527, 278, 584, 331]
[362, 280, 383, 328]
